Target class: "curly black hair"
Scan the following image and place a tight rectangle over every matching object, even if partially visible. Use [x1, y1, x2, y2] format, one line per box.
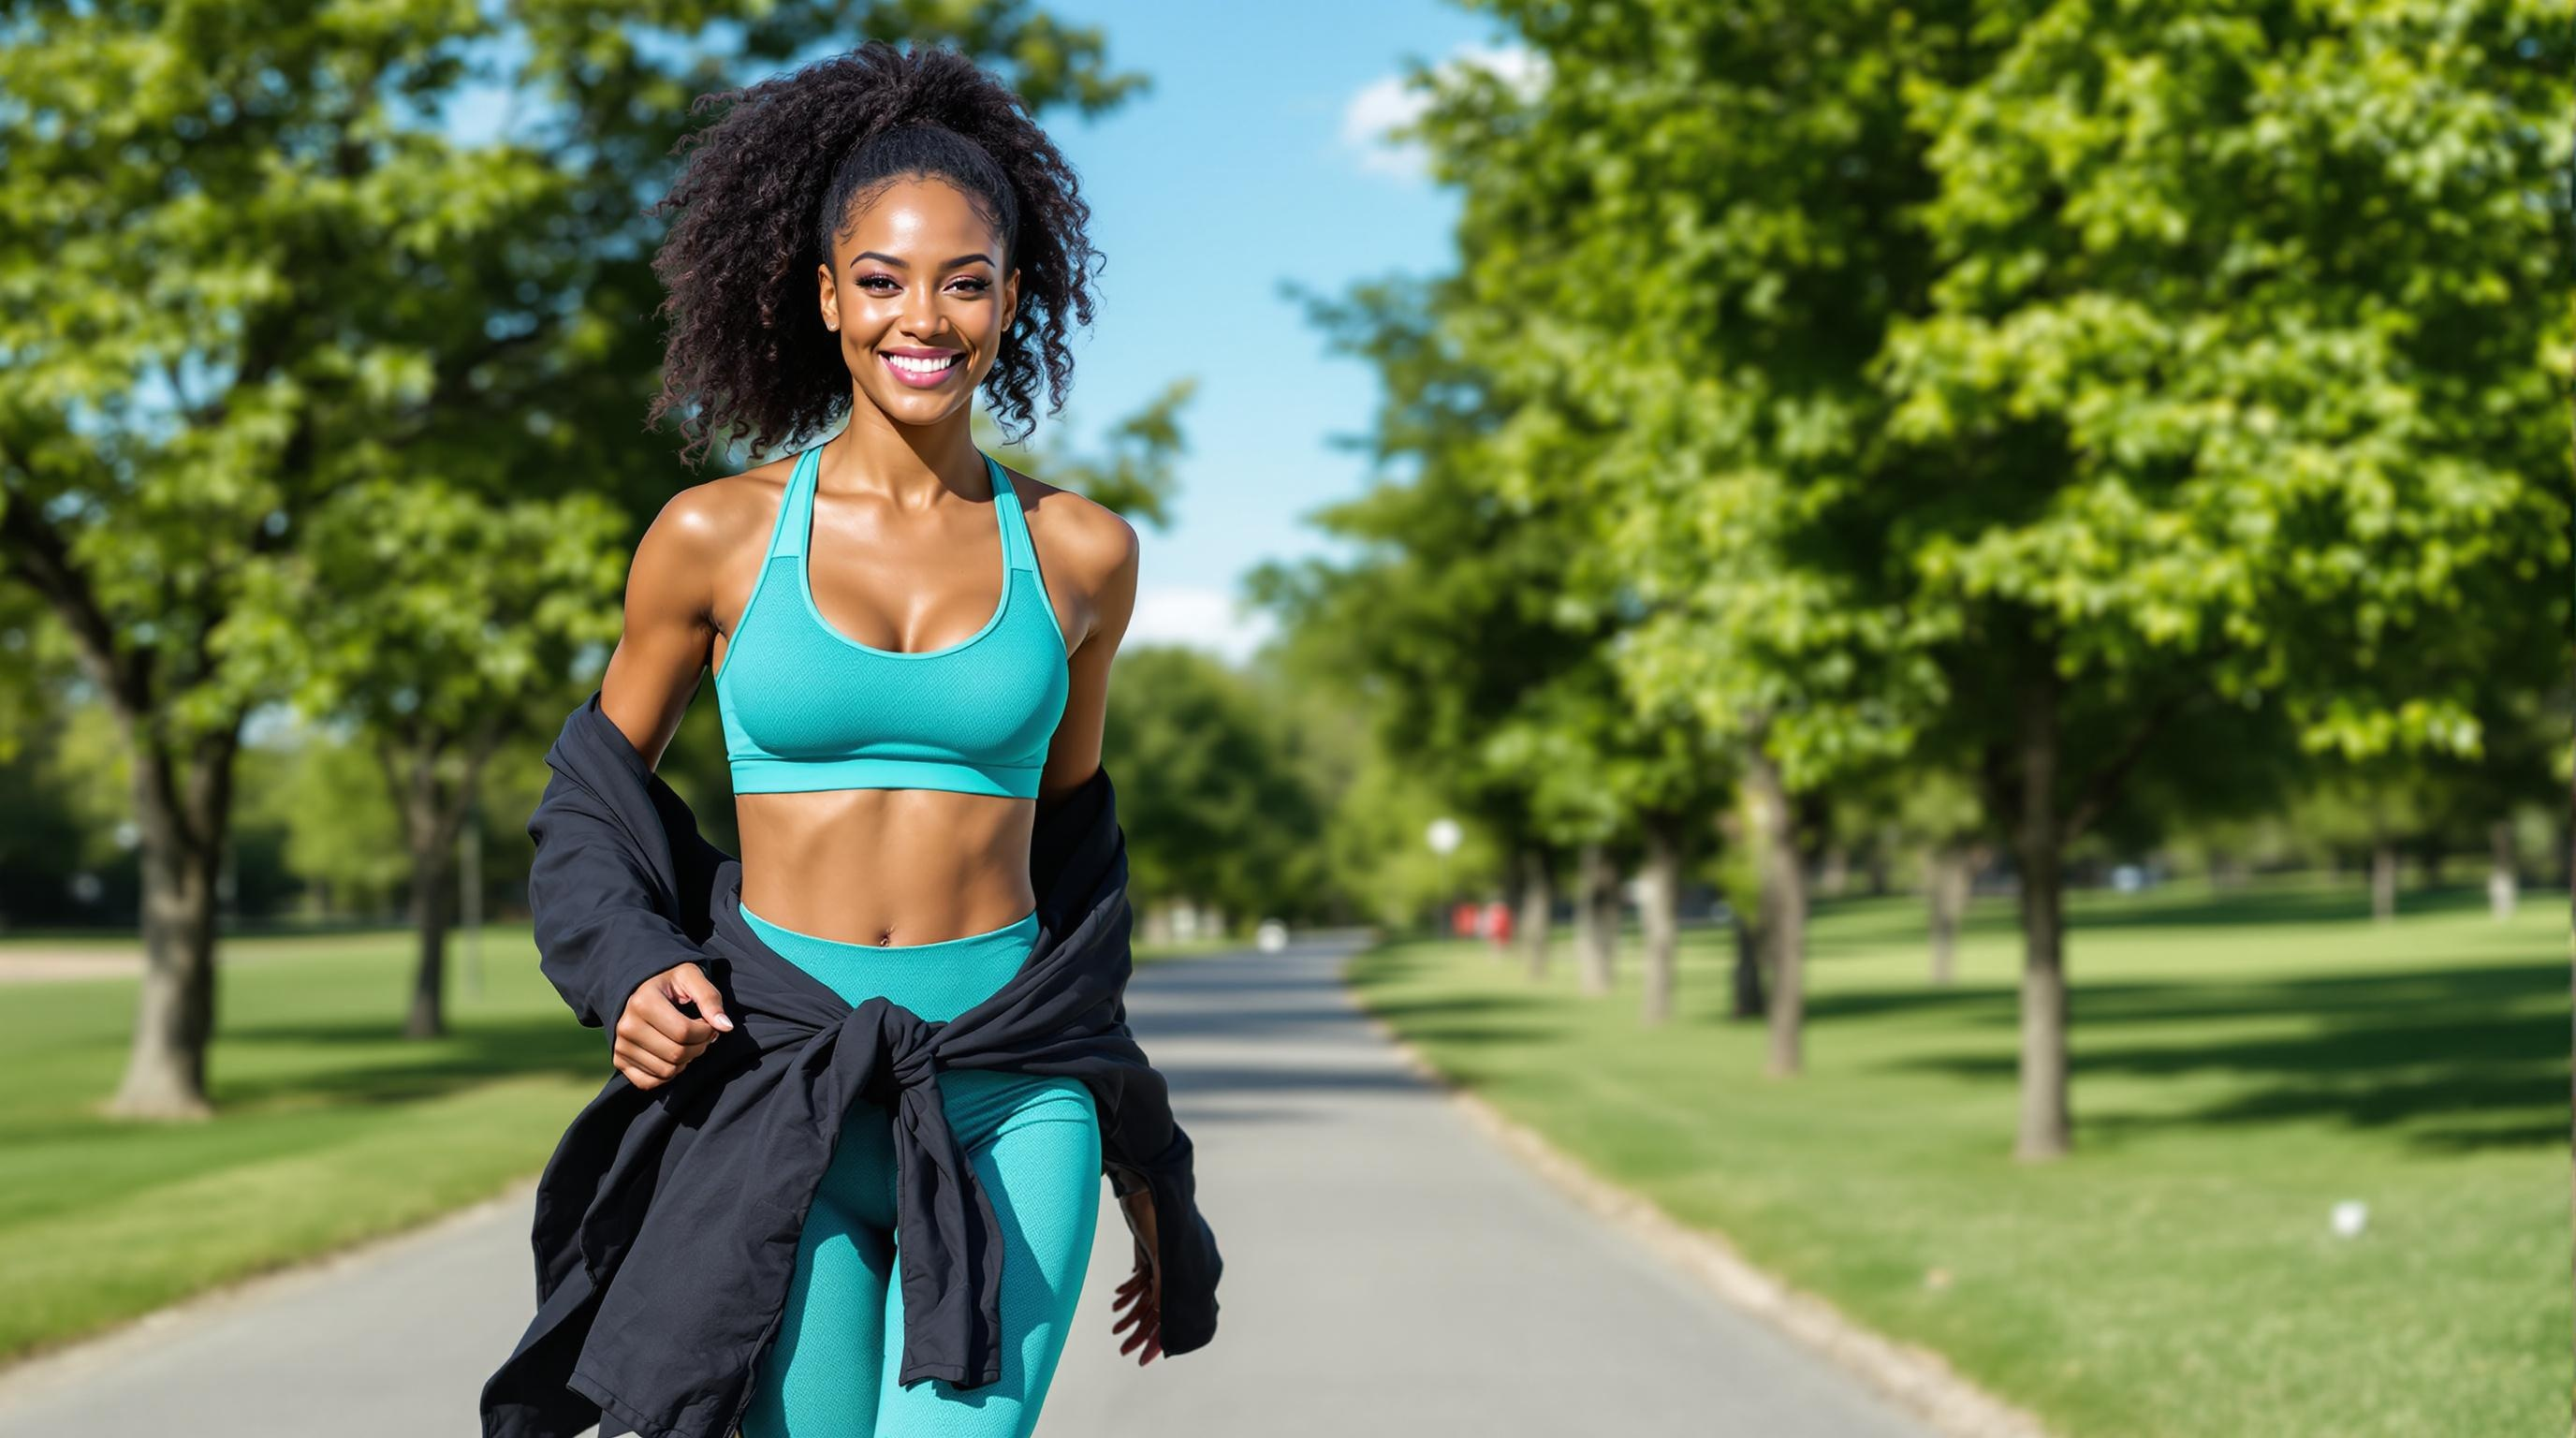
[643, 41, 1101, 467]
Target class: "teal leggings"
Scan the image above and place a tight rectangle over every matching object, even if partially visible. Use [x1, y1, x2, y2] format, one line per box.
[737, 902, 1102, 1438]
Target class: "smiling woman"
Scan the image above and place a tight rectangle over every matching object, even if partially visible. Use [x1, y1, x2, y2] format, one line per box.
[490, 37, 1190, 1438]
[642, 54, 1098, 469]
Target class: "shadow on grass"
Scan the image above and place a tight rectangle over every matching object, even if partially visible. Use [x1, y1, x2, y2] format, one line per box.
[2053, 883, 2503, 931]
[1803, 986, 2017, 1023]
[208, 1015, 608, 1111]
[1806, 882, 2539, 946]
[1348, 947, 1560, 1052]
[1891, 961, 2567, 1151]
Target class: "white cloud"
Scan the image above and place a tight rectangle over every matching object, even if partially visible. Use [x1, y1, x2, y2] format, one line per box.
[1124, 584, 1277, 667]
[1339, 43, 1548, 183]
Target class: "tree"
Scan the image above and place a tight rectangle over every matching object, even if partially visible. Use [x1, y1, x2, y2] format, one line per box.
[1101, 645, 1325, 936]
[1252, 272, 1614, 950]
[1486, 652, 1730, 1023]
[1879, 0, 2573, 1156]
[1401, 0, 1950, 1070]
[1398, 0, 2569, 1152]
[244, 480, 626, 1036]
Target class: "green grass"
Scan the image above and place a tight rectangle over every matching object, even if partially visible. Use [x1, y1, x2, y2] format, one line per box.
[1347, 877, 2569, 1438]
[0, 920, 1242, 1365]
[0, 925, 617, 1365]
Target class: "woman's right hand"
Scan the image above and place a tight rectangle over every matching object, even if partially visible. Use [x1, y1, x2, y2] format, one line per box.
[613, 962, 735, 1091]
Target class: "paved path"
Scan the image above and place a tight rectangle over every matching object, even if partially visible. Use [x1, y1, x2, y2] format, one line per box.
[0, 932, 1935, 1438]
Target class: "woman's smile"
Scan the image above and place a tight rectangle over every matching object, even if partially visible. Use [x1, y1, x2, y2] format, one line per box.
[883, 347, 963, 387]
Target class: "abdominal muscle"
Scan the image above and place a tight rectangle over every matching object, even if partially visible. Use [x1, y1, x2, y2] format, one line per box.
[732, 787, 1039, 947]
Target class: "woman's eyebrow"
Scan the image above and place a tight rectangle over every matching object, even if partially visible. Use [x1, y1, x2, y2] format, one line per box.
[852, 251, 993, 268]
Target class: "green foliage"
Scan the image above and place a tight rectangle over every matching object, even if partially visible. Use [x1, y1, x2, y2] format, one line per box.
[0, 0, 1163, 931]
[0, 690, 132, 924]
[1101, 644, 1327, 923]
[1881, 0, 2573, 767]
[1253, 272, 1698, 868]
[248, 722, 411, 915]
[1402, 0, 2570, 812]
[1408, 0, 1955, 794]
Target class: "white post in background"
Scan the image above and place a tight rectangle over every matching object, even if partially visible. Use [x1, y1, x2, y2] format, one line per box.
[1427, 816, 1461, 931]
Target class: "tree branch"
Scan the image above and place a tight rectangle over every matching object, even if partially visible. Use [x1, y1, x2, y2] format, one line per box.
[0, 449, 154, 717]
[2061, 687, 2202, 844]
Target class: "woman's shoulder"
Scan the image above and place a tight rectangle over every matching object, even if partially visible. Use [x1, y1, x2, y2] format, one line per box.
[998, 462, 1138, 587]
[641, 456, 798, 566]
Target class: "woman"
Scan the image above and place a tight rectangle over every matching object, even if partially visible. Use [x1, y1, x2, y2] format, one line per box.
[598, 41, 1147, 1438]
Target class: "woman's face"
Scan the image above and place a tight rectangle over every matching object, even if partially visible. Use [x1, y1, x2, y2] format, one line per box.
[816, 174, 1019, 429]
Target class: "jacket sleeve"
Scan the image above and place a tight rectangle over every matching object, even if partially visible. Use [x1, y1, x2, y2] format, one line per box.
[525, 760, 712, 1041]
[1101, 1113, 1223, 1355]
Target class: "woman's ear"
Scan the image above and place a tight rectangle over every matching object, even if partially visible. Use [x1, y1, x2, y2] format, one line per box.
[817, 261, 840, 332]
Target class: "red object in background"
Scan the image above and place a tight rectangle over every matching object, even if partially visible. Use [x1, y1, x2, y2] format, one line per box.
[1451, 901, 1479, 937]
[1486, 900, 1513, 946]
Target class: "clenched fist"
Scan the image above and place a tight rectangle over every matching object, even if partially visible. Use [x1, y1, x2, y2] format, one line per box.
[614, 962, 734, 1091]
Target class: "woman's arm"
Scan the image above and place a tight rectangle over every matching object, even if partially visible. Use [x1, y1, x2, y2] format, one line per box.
[1033, 484, 1141, 805]
[1013, 481, 1176, 1357]
[561, 481, 745, 1086]
[599, 483, 735, 767]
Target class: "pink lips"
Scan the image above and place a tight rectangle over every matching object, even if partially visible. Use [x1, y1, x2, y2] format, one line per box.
[882, 350, 963, 389]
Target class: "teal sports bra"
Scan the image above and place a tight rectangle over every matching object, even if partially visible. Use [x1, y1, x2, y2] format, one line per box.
[712, 440, 1071, 800]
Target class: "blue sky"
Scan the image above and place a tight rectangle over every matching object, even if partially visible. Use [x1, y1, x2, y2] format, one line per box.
[1003, 1, 1518, 665]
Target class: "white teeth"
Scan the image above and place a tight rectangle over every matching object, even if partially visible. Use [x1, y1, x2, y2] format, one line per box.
[886, 353, 959, 374]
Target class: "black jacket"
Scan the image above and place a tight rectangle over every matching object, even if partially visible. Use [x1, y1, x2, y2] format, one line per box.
[479, 691, 1221, 1438]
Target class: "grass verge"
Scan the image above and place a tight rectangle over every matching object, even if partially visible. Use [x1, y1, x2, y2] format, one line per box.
[1344, 878, 2569, 1438]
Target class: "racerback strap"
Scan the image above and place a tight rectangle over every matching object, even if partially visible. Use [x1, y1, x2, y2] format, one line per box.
[769, 443, 820, 560]
[988, 453, 1038, 574]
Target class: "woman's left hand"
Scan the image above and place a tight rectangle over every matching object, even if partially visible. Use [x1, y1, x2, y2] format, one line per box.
[1110, 1188, 1163, 1366]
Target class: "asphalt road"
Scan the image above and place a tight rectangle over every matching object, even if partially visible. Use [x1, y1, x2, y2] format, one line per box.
[0, 931, 1935, 1438]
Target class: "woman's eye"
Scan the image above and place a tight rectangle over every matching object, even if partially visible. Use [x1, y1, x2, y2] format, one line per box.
[856, 275, 988, 295]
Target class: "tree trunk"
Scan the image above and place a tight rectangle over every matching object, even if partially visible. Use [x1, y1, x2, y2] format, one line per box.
[1516, 845, 1554, 981]
[2414, 835, 2445, 891]
[405, 843, 455, 1040]
[1593, 870, 1624, 976]
[2370, 840, 2398, 924]
[1816, 846, 1850, 898]
[1573, 840, 1615, 995]
[460, 811, 484, 999]
[1747, 748, 1806, 1078]
[386, 739, 480, 1041]
[1638, 814, 1681, 1026]
[115, 810, 222, 1118]
[2489, 820, 2518, 921]
[1926, 844, 1973, 986]
[1730, 907, 1767, 1019]
[110, 722, 240, 1120]
[2012, 668, 2071, 1161]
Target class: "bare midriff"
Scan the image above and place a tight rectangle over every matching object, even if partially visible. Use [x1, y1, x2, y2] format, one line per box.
[734, 789, 1038, 947]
